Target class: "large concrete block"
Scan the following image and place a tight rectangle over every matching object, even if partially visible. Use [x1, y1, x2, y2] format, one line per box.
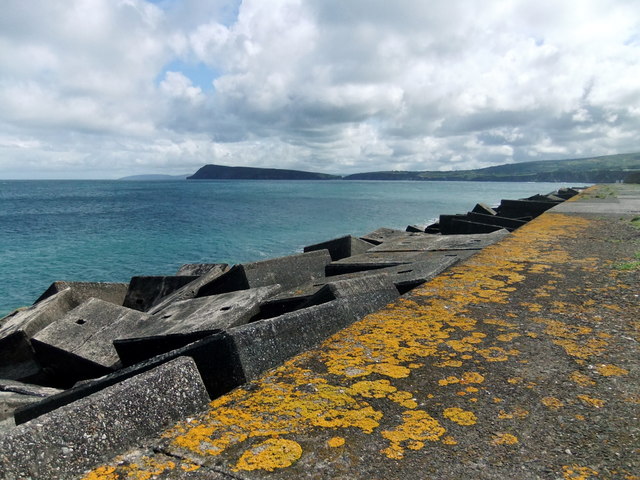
[0, 356, 209, 480]
[441, 218, 506, 235]
[360, 227, 415, 245]
[123, 275, 198, 312]
[297, 273, 398, 309]
[326, 250, 469, 275]
[230, 291, 399, 382]
[31, 298, 155, 383]
[0, 380, 61, 423]
[496, 198, 561, 219]
[0, 331, 41, 381]
[303, 235, 374, 261]
[33, 281, 128, 305]
[369, 231, 509, 252]
[196, 250, 331, 296]
[147, 263, 230, 314]
[471, 202, 498, 215]
[144, 285, 281, 336]
[466, 212, 528, 231]
[176, 263, 227, 276]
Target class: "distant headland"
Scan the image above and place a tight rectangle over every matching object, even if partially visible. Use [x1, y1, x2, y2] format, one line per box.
[120, 152, 640, 183]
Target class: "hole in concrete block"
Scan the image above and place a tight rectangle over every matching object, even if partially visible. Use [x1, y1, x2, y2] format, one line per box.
[75, 319, 86, 325]
[220, 306, 232, 311]
[397, 270, 413, 274]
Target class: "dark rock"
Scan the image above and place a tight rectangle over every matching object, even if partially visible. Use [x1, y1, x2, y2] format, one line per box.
[304, 235, 373, 261]
[33, 281, 128, 305]
[122, 275, 198, 312]
[1, 356, 209, 480]
[196, 250, 330, 296]
[405, 225, 426, 233]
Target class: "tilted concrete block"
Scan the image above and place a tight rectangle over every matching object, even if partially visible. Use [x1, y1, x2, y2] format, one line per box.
[496, 198, 561, 219]
[360, 227, 414, 245]
[0, 331, 41, 381]
[297, 273, 398, 309]
[326, 250, 471, 275]
[144, 285, 281, 336]
[467, 212, 528, 231]
[175, 263, 227, 276]
[31, 299, 155, 384]
[0, 379, 61, 423]
[33, 281, 128, 305]
[123, 275, 198, 312]
[147, 263, 229, 314]
[0, 356, 209, 480]
[196, 250, 331, 296]
[471, 202, 498, 215]
[303, 235, 374, 261]
[368, 232, 509, 252]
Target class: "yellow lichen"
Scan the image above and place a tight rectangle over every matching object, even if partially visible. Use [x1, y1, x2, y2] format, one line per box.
[595, 364, 629, 376]
[577, 395, 605, 408]
[327, 436, 345, 448]
[442, 435, 458, 445]
[443, 407, 477, 426]
[541, 396, 564, 409]
[492, 433, 519, 445]
[235, 438, 302, 472]
[562, 464, 599, 479]
[570, 371, 596, 387]
[381, 410, 446, 459]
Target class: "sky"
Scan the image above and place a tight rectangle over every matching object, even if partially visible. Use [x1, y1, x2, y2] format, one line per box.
[1, 0, 639, 179]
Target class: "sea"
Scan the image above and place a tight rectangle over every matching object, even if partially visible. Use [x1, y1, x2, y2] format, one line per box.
[0, 179, 574, 317]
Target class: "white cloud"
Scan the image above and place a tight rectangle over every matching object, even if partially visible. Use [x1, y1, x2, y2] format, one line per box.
[0, 0, 638, 178]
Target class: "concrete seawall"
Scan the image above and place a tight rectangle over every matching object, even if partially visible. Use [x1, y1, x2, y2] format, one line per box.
[1, 184, 638, 479]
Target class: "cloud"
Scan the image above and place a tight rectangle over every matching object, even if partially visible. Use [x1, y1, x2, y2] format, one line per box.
[0, 0, 638, 178]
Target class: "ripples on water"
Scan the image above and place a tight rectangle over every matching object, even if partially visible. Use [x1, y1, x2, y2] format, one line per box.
[0, 179, 573, 315]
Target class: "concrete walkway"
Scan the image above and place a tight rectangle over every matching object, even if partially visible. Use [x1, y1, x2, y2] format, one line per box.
[82, 185, 639, 480]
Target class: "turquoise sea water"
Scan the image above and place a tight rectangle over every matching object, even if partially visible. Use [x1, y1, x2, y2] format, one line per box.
[0, 180, 572, 316]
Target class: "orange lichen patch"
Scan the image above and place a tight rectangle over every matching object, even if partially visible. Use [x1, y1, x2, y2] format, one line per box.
[492, 433, 519, 445]
[497, 406, 529, 419]
[443, 407, 477, 426]
[434, 359, 463, 368]
[350, 379, 397, 398]
[526, 332, 539, 338]
[235, 438, 302, 472]
[476, 346, 518, 362]
[465, 386, 479, 393]
[534, 318, 608, 360]
[327, 436, 345, 448]
[389, 391, 418, 409]
[562, 464, 599, 479]
[577, 395, 606, 408]
[541, 396, 564, 409]
[575, 414, 586, 421]
[442, 435, 458, 445]
[438, 376, 460, 386]
[381, 410, 446, 459]
[461, 371, 485, 384]
[521, 302, 543, 312]
[496, 332, 521, 342]
[570, 371, 596, 387]
[595, 364, 629, 376]
[507, 377, 523, 384]
[80, 457, 197, 480]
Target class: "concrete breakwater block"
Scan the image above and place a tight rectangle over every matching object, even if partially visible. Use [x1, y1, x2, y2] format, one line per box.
[175, 263, 227, 276]
[496, 198, 562, 218]
[471, 202, 498, 215]
[297, 273, 398, 309]
[466, 212, 528, 230]
[1, 379, 61, 424]
[326, 250, 470, 275]
[360, 227, 416, 245]
[0, 331, 41, 382]
[147, 263, 230, 314]
[303, 235, 374, 261]
[31, 298, 155, 380]
[123, 275, 198, 312]
[144, 285, 281, 336]
[196, 250, 331, 296]
[369, 230, 509, 252]
[33, 281, 128, 305]
[0, 356, 209, 480]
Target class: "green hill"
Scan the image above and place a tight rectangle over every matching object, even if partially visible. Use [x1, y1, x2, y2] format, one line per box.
[188, 164, 340, 180]
[344, 152, 640, 182]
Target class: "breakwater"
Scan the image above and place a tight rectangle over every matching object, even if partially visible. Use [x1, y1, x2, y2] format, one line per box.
[0, 186, 586, 479]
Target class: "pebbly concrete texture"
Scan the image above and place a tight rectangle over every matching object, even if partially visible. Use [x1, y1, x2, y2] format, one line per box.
[368, 229, 509, 253]
[176, 263, 228, 276]
[33, 281, 128, 305]
[0, 379, 61, 425]
[145, 285, 281, 336]
[295, 273, 398, 309]
[147, 263, 230, 315]
[80, 184, 638, 480]
[360, 227, 413, 245]
[31, 298, 155, 381]
[303, 235, 374, 261]
[196, 250, 331, 296]
[326, 250, 475, 275]
[123, 275, 199, 312]
[0, 356, 210, 480]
